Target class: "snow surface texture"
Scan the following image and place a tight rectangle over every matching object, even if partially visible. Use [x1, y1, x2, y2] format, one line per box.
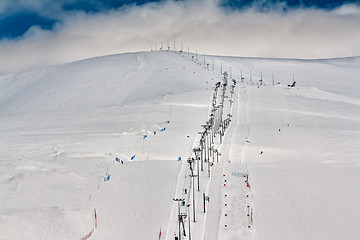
[0, 51, 359, 240]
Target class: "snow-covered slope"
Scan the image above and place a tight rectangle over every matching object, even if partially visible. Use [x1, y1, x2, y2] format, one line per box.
[0, 51, 218, 240]
[212, 56, 360, 240]
[0, 51, 359, 240]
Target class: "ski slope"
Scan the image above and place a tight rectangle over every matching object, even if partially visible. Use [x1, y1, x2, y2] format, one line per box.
[0, 51, 359, 240]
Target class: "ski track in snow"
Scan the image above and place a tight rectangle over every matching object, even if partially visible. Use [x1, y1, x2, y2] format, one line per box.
[218, 85, 254, 239]
[165, 67, 256, 240]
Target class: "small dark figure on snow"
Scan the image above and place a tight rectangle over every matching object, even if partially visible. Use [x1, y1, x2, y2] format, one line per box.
[121, 160, 124, 164]
[287, 81, 296, 87]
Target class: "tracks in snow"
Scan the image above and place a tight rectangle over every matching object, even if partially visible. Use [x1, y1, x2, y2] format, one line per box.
[166, 76, 254, 240]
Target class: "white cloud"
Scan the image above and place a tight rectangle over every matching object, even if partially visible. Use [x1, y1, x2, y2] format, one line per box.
[334, 3, 360, 15]
[0, 0, 360, 74]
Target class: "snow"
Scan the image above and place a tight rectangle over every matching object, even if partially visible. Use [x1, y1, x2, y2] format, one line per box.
[0, 51, 359, 240]
[244, 85, 360, 239]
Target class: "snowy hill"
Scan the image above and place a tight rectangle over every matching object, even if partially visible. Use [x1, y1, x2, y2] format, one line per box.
[0, 51, 359, 240]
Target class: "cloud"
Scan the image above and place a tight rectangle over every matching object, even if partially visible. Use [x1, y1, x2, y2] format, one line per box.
[0, 0, 360, 74]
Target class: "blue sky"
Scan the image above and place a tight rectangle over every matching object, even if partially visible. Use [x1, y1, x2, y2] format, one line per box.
[0, 0, 359, 73]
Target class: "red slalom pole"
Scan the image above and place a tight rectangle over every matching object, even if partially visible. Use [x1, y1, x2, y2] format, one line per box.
[251, 208, 253, 225]
[94, 209, 98, 229]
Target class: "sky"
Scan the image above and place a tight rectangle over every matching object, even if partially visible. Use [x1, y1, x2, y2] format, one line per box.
[0, 0, 359, 74]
